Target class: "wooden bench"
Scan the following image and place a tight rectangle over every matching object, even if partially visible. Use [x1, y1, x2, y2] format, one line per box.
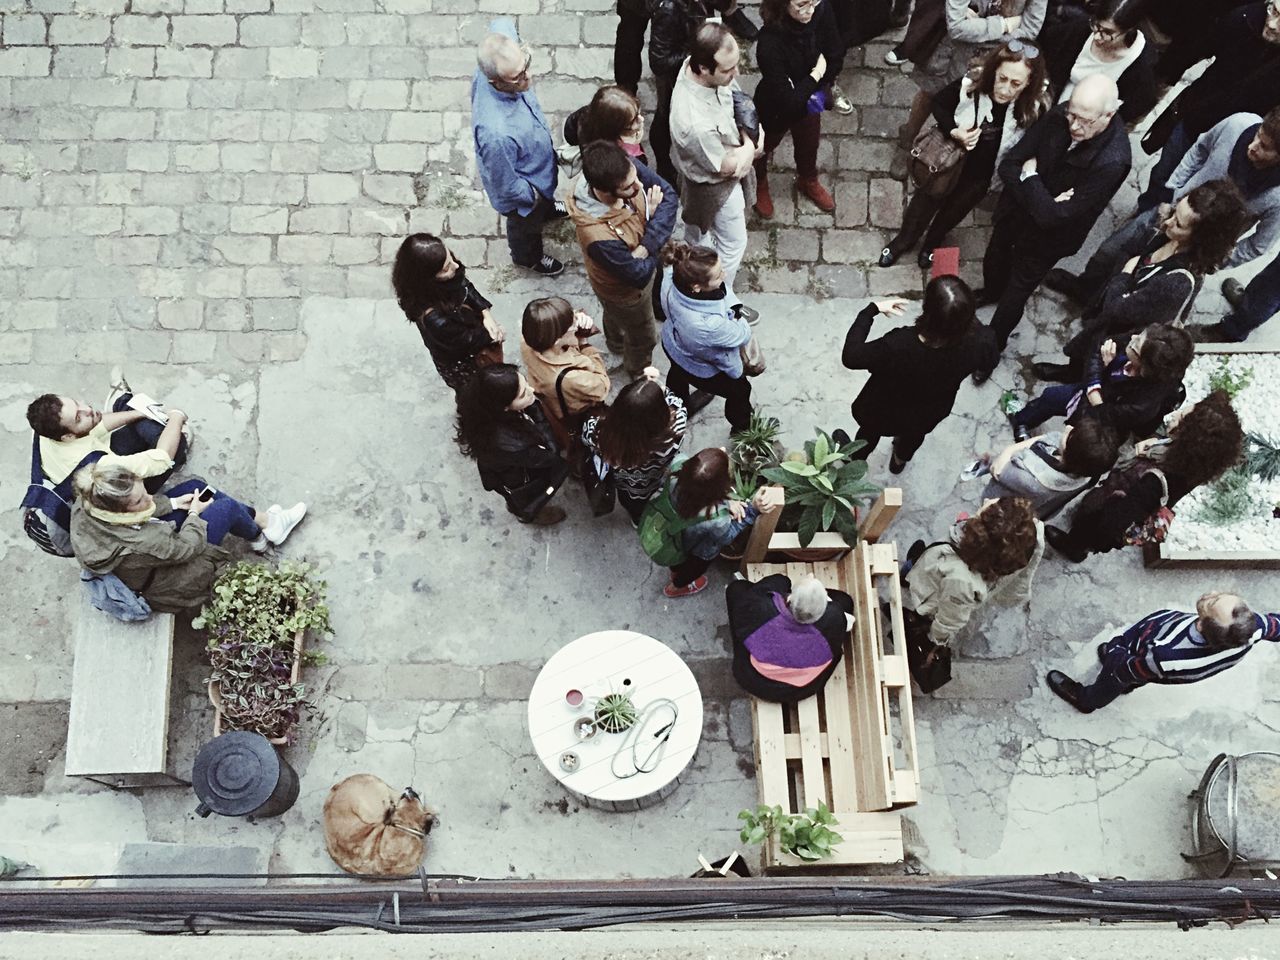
[64, 594, 184, 788]
[741, 489, 920, 870]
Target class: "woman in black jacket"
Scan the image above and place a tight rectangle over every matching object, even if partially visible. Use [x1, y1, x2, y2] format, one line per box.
[1038, 179, 1248, 371]
[841, 276, 996, 473]
[880, 42, 1049, 267]
[1046, 389, 1244, 562]
[455, 364, 570, 526]
[1011, 323, 1194, 444]
[751, 0, 845, 216]
[392, 233, 504, 391]
[1040, 0, 1158, 124]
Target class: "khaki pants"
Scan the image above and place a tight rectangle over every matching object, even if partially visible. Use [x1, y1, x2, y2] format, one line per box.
[600, 277, 658, 379]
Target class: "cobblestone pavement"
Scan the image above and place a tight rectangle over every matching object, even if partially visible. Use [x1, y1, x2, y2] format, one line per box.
[2, 2, 1280, 882]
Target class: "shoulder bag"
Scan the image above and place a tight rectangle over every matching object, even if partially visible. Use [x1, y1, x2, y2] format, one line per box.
[556, 369, 615, 516]
[909, 97, 977, 199]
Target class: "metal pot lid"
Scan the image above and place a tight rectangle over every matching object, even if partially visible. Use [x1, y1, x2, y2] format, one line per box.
[192, 731, 282, 816]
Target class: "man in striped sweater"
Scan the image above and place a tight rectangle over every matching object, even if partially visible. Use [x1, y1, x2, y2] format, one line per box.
[1046, 592, 1280, 713]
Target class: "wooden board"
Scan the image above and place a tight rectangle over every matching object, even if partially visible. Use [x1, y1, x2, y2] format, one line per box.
[766, 810, 903, 868]
[65, 595, 176, 783]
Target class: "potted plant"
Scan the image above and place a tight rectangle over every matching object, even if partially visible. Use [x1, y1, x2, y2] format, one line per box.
[195, 560, 332, 745]
[593, 693, 638, 734]
[760, 429, 881, 548]
[738, 801, 844, 862]
[730, 409, 784, 491]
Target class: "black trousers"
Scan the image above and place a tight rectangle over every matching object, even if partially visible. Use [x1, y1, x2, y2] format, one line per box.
[664, 352, 753, 432]
[983, 216, 1062, 351]
[670, 553, 713, 587]
[650, 68, 679, 187]
[890, 174, 989, 255]
[615, 0, 649, 95]
[849, 424, 926, 463]
[504, 192, 556, 267]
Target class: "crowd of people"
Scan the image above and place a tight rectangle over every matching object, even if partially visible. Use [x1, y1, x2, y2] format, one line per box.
[19, 0, 1280, 716]
[422, 0, 1280, 703]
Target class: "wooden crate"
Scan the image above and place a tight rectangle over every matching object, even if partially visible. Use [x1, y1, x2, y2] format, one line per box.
[745, 560, 905, 869]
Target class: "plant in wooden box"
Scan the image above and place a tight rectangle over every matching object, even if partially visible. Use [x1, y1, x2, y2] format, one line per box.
[593, 693, 638, 733]
[760, 429, 880, 547]
[738, 802, 843, 862]
[195, 560, 332, 745]
[730, 409, 783, 493]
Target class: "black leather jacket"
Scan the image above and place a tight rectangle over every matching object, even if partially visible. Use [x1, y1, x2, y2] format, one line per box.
[411, 279, 494, 366]
[648, 0, 713, 75]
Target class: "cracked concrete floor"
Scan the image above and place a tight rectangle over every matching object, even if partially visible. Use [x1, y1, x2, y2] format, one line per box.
[3, 238, 1280, 881]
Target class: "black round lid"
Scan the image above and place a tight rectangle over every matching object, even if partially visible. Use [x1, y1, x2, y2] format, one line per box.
[192, 731, 282, 816]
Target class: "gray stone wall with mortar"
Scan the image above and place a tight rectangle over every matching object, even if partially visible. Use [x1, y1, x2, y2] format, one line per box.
[0, 0, 995, 369]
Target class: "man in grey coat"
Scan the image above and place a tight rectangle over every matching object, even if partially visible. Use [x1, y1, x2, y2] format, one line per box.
[1048, 106, 1280, 305]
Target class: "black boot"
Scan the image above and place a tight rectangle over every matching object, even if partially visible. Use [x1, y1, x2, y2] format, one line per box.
[1046, 670, 1093, 713]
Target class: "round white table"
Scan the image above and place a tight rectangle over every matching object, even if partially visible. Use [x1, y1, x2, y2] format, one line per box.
[527, 630, 703, 811]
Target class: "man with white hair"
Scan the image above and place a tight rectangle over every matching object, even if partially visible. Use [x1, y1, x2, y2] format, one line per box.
[471, 19, 566, 277]
[725, 572, 855, 703]
[976, 73, 1131, 380]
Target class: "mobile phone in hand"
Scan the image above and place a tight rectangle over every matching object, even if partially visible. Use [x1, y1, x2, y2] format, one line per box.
[197, 485, 216, 503]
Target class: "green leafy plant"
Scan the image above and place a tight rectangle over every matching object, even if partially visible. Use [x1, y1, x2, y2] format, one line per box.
[730, 409, 783, 487]
[1194, 467, 1259, 525]
[196, 561, 332, 742]
[738, 802, 844, 862]
[759, 428, 880, 547]
[593, 693, 638, 734]
[1245, 432, 1280, 482]
[1207, 357, 1254, 400]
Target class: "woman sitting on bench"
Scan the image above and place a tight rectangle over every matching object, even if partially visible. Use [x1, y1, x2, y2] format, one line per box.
[70, 463, 306, 612]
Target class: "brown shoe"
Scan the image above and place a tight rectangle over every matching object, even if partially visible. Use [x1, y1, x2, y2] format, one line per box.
[521, 505, 566, 526]
[753, 172, 774, 219]
[796, 176, 835, 213]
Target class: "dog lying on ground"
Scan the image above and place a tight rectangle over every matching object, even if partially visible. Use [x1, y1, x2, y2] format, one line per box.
[323, 774, 437, 877]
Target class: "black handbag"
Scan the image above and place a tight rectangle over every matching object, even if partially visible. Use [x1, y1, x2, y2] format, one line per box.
[555, 369, 615, 517]
[904, 609, 953, 693]
[1140, 93, 1183, 156]
[732, 90, 760, 143]
[505, 458, 570, 521]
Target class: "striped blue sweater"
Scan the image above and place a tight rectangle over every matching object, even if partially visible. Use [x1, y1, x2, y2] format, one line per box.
[1102, 609, 1280, 685]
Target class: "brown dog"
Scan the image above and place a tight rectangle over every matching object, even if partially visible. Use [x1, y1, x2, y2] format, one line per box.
[323, 774, 437, 877]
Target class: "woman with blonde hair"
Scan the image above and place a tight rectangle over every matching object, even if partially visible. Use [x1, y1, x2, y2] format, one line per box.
[69, 465, 306, 611]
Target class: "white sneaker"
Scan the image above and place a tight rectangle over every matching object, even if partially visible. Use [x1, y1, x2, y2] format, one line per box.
[884, 48, 908, 66]
[105, 365, 131, 413]
[263, 502, 307, 546]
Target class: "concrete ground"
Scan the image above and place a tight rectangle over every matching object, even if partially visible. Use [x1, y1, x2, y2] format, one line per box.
[3, 1, 1280, 887]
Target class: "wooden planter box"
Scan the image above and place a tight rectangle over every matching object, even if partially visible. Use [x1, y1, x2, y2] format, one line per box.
[739, 488, 903, 567]
[1144, 343, 1280, 569]
[207, 627, 306, 746]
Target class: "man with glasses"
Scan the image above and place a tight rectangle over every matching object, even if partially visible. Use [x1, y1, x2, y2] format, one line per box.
[1136, 0, 1280, 213]
[472, 20, 567, 277]
[1050, 106, 1280, 311]
[975, 74, 1130, 379]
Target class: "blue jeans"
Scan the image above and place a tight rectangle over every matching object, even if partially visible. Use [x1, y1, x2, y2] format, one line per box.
[160, 478, 260, 545]
[1222, 249, 1280, 341]
[1136, 122, 1193, 213]
[1013, 383, 1081, 431]
[1077, 645, 1143, 711]
[110, 393, 189, 493]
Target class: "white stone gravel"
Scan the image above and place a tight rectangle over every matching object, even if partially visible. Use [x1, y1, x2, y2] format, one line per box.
[1164, 353, 1280, 552]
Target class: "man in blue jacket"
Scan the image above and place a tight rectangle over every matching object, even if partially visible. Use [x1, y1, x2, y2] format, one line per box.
[567, 141, 678, 380]
[1047, 592, 1280, 713]
[472, 20, 566, 277]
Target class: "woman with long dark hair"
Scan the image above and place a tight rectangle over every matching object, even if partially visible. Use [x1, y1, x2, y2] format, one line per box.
[1046, 389, 1245, 562]
[581, 373, 688, 524]
[392, 233, 504, 390]
[841, 276, 996, 473]
[1040, 0, 1158, 123]
[880, 42, 1049, 267]
[455, 364, 570, 526]
[643, 447, 782, 598]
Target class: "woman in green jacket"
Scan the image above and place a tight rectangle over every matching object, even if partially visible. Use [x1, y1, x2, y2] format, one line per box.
[70, 463, 306, 612]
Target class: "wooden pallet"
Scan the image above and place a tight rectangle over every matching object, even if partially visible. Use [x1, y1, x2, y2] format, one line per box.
[745, 559, 906, 869]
